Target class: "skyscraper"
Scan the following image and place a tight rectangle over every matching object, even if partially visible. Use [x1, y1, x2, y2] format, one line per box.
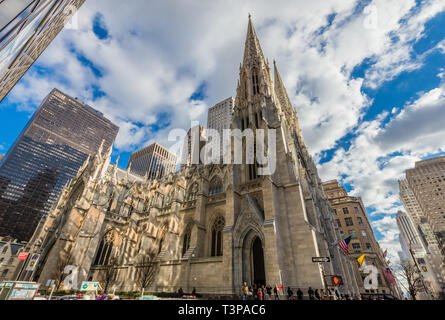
[397, 210, 425, 258]
[0, 0, 86, 102]
[0, 88, 118, 241]
[322, 180, 394, 296]
[396, 210, 441, 299]
[207, 97, 234, 163]
[399, 179, 439, 249]
[401, 157, 445, 298]
[128, 143, 177, 180]
[405, 156, 445, 237]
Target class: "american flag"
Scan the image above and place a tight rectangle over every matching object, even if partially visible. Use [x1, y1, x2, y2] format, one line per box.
[338, 236, 352, 255]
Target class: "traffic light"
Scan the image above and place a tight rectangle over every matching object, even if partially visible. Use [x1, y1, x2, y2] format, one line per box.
[331, 276, 344, 286]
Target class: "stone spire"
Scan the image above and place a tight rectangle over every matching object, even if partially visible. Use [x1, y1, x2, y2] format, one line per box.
[274, 61, 294, 117]
[236, 15, 273, 107]
[243, 15, 267, 68]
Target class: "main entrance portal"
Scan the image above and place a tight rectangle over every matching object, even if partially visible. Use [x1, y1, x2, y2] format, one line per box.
[252, 237, 266, 286]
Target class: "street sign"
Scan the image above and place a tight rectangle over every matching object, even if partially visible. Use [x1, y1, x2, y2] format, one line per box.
[18, 252, 29, 261]
[312, 257, 331, 263]
[80, 282, 99, 292]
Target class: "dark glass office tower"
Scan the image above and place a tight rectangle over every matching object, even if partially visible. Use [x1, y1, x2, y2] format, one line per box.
[0, 89, 119, 241]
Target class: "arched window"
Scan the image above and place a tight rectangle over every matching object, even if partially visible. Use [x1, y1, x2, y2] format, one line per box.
[209, 177, 223, 195]
[252, 70, 260, 95]
[158, 227, 167, 254]
[93, 233, 115, 266]
[182, 227, 192, 256]
[187, 183, 199, 201]
[211, 216, 225, 257]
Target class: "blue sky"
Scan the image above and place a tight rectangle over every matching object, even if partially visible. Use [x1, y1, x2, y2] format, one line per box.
[1, 0, 445, 264]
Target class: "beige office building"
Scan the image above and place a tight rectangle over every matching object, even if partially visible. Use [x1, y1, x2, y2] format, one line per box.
[403, 156, 445, 298]
[128, 143, 177, 181]
[207, 97, 234, 163]
[322, 180, 395, 297]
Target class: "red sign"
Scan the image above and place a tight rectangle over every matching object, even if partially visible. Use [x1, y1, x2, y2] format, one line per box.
[18, 252, 29, 261]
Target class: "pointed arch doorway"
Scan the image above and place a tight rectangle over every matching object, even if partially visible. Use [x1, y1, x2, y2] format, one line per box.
[241, 230, 266, 287]
[251, 237, 266, 287]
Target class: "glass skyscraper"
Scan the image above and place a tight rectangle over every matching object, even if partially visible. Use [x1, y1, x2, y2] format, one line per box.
[0, 0, 86, 102]
[0, 89, 119, 241]
[128, 143, 178, 180]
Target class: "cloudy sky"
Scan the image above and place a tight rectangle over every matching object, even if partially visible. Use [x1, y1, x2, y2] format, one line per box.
[1, 0, 444, 268]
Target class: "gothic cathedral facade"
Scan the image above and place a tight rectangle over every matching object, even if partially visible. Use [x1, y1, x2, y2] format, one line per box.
[23, 17, 359, 297]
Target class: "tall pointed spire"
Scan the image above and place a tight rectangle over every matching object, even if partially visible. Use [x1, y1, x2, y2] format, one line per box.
[274, 61, 294, 114]
[243, 14, 267, 67]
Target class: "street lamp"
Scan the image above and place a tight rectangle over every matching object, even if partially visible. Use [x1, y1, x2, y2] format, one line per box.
[406, 234, 434, 300]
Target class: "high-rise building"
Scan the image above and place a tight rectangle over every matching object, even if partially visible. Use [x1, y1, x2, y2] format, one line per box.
[399, 179, 439, 248]
[400, 156, 445, 299]
[396, 210, 442, 299]
[0, 89, 118, 241]
[128, 143, 177, 180]
[396, 210, 425, 258]
[180, 125, 207, 171]
[406, 156, 445, 236]
[322, 180, 394, 296]
[207, 97, 234, 163]
[0, 0, 86, 102]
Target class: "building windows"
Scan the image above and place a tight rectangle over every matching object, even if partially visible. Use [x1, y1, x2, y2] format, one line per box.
[361, 230, 368, 238]
[352, 243, 361, 253]
[343, 208, 349, 214]
[93, 233, 115, 266]
[209, 177, 223, 195]
[354, 207, 359, 214]
[357, 217, 363, 226]
[366, 243, 372, 251]
[345, 218, 354, 226]
[335, 219, 341, 228]
[211, 216, 225, 257]
[182, 227, 192, 256]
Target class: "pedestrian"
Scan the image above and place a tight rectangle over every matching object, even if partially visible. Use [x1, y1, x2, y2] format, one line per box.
[287, 287, 294, 300]
[273, 286, 279, 300]
[266, 284, 272, 300]
[241, 282, 249, 300]
[335, 289, 340, 300]
[192, 287, 197, 296]
[258, 287, 264, 300]
[297, 288, 303, 300]
[315, 289, 321, 300]
[308, 287, 315, 300]
[178, 288, 184, 297]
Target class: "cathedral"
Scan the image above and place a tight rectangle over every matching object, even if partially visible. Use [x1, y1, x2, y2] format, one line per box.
[23, 17, 360, 297]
